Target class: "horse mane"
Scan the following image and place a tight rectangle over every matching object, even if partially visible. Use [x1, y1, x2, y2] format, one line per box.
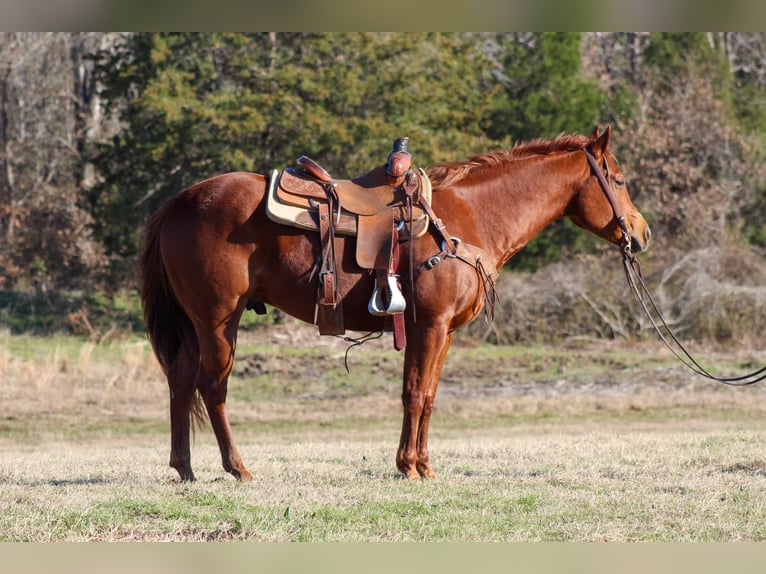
[427, 133, 591, 190]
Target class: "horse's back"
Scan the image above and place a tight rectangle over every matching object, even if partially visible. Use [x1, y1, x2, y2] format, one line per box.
[170, 171, 267, 224]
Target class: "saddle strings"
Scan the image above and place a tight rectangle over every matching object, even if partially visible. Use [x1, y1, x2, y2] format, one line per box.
[335, 330, 385, 373]
[473, 257, 497, 323]
[622, 252, 766, 386]
[451, 250, 497, 324]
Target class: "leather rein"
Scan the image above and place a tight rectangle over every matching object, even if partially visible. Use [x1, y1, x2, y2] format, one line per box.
[585, 148, 766, 386]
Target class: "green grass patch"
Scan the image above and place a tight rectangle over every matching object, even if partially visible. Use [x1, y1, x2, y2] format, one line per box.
[0, 289, 144, 336]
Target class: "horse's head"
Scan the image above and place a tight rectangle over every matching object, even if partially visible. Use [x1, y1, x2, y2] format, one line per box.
[568, 126, 651, 254]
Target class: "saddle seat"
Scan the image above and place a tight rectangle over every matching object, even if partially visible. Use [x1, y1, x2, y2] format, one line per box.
[270, 164, 431, 268]
[283, 163, 401, 215]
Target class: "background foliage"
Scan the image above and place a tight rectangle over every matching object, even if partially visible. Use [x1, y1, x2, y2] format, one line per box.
[1, 32, 765, 337]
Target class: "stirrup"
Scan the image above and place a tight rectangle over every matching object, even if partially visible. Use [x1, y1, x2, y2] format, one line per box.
[368, 275, 406, 316]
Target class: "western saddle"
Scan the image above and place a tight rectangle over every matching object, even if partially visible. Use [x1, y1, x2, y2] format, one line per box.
[266, 137, 434, 347]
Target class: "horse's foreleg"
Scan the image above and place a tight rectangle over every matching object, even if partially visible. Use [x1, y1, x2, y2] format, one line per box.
[397, 323, 452, 480]
[196, 324, 252, 482]
[167, 338, 200, 481]
[415, 331, 454, 479]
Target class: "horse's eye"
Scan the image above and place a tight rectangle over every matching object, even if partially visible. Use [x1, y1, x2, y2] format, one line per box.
[613, 176, 626, 187]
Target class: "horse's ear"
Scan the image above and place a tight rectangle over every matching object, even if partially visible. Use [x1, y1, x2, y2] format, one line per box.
[587, 125, 611, 159]
[589, 126, 600, 141]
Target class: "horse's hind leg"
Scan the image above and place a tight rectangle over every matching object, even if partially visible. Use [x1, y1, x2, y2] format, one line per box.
[167, 336, 201, 482]
[195, 317, 252, 481]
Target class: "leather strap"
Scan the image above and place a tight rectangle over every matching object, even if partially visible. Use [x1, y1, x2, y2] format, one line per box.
[317, 202, 335, 304]
[314, 199, 344, 335]
[391, 239, 406, 351]
[407, 174, 457, 256]
[584, 149, 625, 222]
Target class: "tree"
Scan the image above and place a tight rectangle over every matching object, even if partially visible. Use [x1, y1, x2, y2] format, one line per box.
[710, 33, 766, 247]
[486, 33, 607, 142]
[609, 33, 761, 248]
[0, 33, 109, 290]
[87, 32, 500, 284]
[483, 33, 610, 270]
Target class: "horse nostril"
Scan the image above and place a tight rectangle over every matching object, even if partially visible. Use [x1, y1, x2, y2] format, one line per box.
[630, 227, 651, 253]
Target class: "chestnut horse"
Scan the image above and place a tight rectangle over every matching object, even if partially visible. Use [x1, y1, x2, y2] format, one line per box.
[140, 126, 651, 482]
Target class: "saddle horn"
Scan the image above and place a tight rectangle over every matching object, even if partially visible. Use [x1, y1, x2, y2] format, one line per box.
[385, 137, 412, 186]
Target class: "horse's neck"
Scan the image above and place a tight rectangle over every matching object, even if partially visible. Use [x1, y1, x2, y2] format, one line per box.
[461, 152, 581, 269]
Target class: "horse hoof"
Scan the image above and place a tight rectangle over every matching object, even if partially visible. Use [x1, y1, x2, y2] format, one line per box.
[171, 461, 195, 482]
[231, 468, 253, 482]
[239, 470, 253, 482]
[418, 467, 437, 480]
[397, 468, 421, 480]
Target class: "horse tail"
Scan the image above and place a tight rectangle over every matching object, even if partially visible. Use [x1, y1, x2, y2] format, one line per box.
[141, 199, 188, 375]
[140, 199, 206, 427]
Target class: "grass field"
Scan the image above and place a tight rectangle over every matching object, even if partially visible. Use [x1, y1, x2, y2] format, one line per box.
[2, 324, 766, 541]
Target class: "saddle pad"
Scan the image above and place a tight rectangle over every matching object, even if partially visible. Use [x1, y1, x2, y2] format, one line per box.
[265, 168, 433, 239]
[266, 170, 357, 235]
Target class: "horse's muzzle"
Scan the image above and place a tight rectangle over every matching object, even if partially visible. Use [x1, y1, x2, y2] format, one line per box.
[630, 226, 651, 254]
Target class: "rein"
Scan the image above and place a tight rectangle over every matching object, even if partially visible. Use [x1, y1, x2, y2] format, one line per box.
[622, 255, 766, 386]
[585, 149, 766, 386]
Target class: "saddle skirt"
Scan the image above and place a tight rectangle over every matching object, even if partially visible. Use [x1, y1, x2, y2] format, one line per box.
[266, 167, 432, 269]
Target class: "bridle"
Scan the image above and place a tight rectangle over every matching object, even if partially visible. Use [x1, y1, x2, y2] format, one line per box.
[585, 148, 766, 386]
[584, 148, 632, 256]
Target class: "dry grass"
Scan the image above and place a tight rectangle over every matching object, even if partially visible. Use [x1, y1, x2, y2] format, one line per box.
[3, 429, 766, 541]
[2, 327, 766, 541]
[0, 329, 165, 421]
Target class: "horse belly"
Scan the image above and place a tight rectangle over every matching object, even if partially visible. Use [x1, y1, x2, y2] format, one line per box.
[252, 231, 386, 332]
